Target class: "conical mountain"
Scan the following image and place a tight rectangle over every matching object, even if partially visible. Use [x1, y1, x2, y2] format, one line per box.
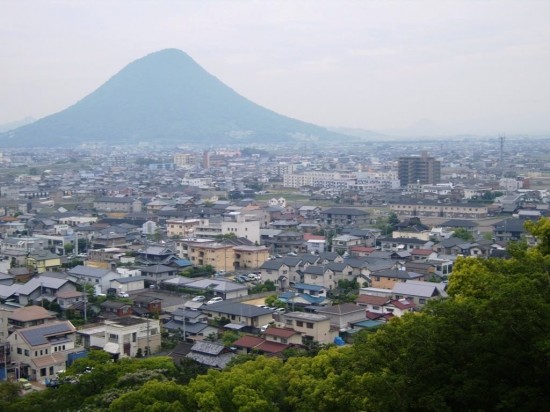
[2, 49, 347, 146]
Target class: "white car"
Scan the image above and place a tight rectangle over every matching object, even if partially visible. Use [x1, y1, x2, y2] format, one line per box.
[192, 295, 206, 302]
[206, 297, 224, 305]
[118, 292, 130, 298]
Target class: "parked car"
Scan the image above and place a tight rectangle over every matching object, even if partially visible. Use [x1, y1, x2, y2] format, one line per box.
[236, 275, 249, 283]
[273, 307, 286, 314]
[206, 297, 224, 305]
[18, 378, 31, 390]
[118, 292, 130, 298]
[247, 273, 260, 281]
[191, 295, 205, 302]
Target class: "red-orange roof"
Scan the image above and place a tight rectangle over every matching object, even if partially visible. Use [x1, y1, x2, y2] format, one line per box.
[233, 335, 264, 349]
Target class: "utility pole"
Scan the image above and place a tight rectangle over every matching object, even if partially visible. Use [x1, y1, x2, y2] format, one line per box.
[83, 290, 87, 324]
[146, 315, 150, 356]
[2, 343, 7, 381]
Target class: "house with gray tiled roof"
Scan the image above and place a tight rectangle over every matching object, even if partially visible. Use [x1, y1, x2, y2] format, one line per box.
[68, 265, 118, 293]
[259, 260, 291, 289]
[370, 269, 425, 289]
[135, 246, 177, 265]
[16, 275, 78, 306]
[302, 265, 335, 290]
[318, 251, 343, 263]
[179, 278, 248, 300]
[139, 264, 179, 286]
[392, 280, 448, 308]
[186, 341, 235, 369]
[164, 307, 217, 340]
[201, 302, 274, 331]
[315, 303, 366, 330]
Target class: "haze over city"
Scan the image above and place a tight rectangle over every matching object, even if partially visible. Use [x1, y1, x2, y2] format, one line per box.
[2, 0, 550, 137]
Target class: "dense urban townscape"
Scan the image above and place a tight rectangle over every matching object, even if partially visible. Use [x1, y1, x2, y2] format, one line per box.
[0, 137, 548, 410]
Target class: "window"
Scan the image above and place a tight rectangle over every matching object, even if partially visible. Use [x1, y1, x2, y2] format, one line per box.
[40, 368, 47, 377]
[49, 366, 54, 376]
[17, 348, 22, 355]
[24, 349, 29, 356]
[419, 298, 426, 304]
[306, 322, 314, 329]
[286, 320, 293, 326]
[296, 321, 304, 327]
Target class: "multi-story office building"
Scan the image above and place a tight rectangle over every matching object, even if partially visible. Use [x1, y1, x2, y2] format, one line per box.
[398, 151, 441, 186]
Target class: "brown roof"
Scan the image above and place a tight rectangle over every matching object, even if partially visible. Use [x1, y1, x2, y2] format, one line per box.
[350, 246, 376, 253]
[365, 311, 385, 320]
[303, 234, 325, 241]
[264, 327, 299, 338]
[389, 299, 416, 310]
[9, 306, 56, 322]
[356, 295, 389, 306]
[256, 341, 289, 354]
[233, 335, 264, 349]
[31, 352, 66, 369]
[56, 290, 84, 299]
[410, 249, 433, 256]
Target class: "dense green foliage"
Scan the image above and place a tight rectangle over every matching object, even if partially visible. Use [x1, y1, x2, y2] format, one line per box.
[3, 220, 550, 411]
[452, 227, 475, 241]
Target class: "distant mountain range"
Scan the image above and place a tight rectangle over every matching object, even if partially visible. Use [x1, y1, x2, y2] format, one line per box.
[1, 49, 350, 147]
[0, 117, 36, 133]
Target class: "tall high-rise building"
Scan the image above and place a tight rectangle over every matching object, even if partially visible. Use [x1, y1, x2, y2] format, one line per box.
[398, 151, 441, 186]
[203, 150, 210, 169]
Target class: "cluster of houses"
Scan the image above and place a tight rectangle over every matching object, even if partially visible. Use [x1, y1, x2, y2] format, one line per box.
[0, 141, 548, 378]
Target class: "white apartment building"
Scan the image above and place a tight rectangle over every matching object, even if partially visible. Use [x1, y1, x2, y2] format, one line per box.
[353, 171, 400, 191]
[283, 172, 342, 188]
[78, 317, 161, 358]
[181, 177, 212, 188]
[193, 213, 260, 244]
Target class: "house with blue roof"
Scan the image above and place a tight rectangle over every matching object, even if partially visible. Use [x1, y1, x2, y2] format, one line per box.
[291, 283, 328, 297]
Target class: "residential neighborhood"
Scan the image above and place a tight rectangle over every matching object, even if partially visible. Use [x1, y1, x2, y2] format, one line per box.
[0, 138, 548, 384]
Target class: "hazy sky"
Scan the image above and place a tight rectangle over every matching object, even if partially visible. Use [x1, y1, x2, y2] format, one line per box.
[1, 0, 550, 135]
